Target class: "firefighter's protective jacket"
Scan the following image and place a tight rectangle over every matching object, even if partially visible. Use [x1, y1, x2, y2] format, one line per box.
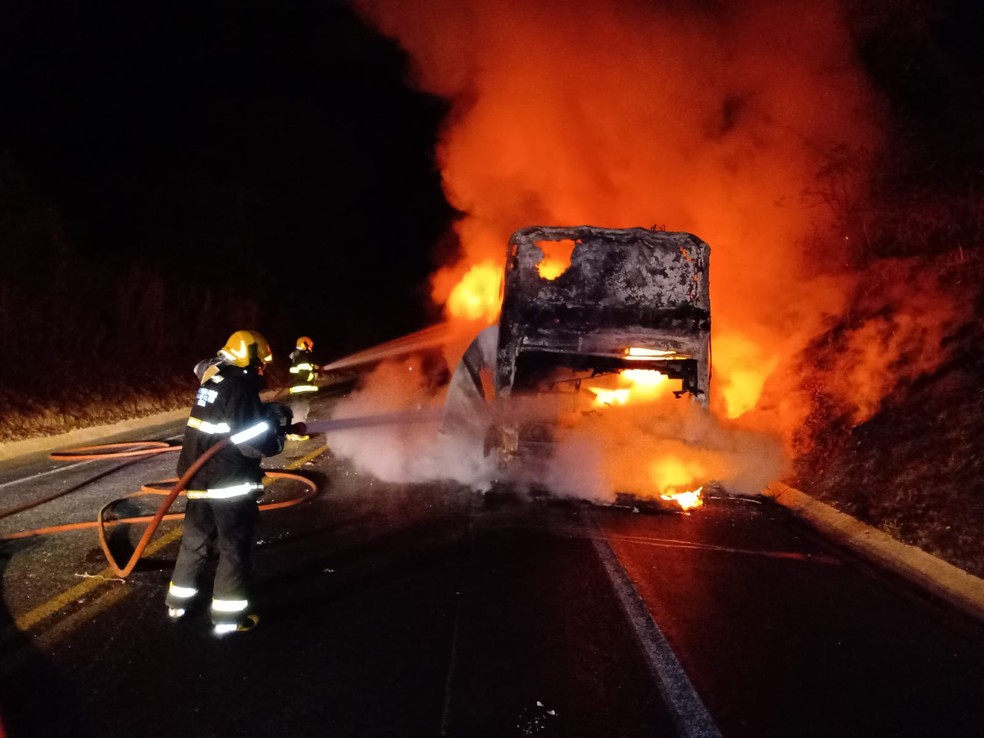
[177, 364, 284, 496]
[288, 348, 319, 395]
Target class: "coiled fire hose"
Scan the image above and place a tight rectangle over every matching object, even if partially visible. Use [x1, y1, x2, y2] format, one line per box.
[0, 437, 319, 578]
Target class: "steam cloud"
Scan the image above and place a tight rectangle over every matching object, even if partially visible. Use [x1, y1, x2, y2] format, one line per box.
[327, 356, 787, 501]
[324, 357, 497, 488]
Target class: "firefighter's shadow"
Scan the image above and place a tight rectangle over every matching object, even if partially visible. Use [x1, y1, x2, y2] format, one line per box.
[0, 541, 92, 737]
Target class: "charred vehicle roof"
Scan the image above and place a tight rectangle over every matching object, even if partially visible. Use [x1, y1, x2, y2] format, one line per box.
[495, 225, 711, 405]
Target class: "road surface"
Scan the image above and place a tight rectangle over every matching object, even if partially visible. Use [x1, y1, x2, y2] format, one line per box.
[1, 398, 983, 737]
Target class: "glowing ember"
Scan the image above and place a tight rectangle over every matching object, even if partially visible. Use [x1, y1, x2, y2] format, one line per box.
[661, 486, 704, 511]
[624, 347, 677, 359]
[446, 262, 502, 322]
[589, 387, 631, 406]
[649, 455, 706, 506]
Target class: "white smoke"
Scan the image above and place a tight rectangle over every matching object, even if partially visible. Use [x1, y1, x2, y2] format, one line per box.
[326, 355, 788, 500]
[324, 356, 499, 488]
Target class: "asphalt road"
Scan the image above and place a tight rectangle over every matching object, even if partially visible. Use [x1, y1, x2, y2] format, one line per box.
[1, 400, 983, 738]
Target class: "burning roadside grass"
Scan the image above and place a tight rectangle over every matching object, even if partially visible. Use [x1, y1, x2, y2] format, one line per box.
[796, 270, 984, 579]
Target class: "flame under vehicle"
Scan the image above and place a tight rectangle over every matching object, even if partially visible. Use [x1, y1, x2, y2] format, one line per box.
[492, 226, 711, 503]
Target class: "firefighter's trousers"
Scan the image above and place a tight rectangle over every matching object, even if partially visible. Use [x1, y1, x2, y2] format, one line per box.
[165, 496, 259, 625]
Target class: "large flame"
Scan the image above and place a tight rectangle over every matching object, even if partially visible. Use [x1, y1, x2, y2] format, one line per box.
[353, 0, 964, 479]
[585, 372, 705, 508]
[445, 261, 501, 322]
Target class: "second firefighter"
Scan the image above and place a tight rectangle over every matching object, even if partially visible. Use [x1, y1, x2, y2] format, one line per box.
[287, 335, 319, 439]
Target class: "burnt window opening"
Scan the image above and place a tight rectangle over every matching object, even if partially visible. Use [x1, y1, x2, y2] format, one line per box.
[534, 238, 579, 280]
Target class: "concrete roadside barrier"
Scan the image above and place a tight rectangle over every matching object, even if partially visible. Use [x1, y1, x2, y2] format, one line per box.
[764, 481, 984, 623]
[0, 390, 293, 464]
[0, 408, 190, 462]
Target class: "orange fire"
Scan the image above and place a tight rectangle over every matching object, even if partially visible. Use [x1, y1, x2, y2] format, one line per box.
[586, 369, 676, 408]
[581, 372, 708, 507]
[445, 261, 501, 322]
[353, 0, 963, 495]
[661, 486, 704, 512]
[535, 239, 577, 280]
[352, 0, 895, 444]
[649, 455, 707, 509]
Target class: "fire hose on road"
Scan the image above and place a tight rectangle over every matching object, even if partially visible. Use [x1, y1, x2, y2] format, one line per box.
[0, 438, 319, 577]
[0, 409, 442, 576]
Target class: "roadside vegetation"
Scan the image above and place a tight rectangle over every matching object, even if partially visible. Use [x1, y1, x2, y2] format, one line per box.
[797, 0, 984, 577]
[796, 209, 984, 579]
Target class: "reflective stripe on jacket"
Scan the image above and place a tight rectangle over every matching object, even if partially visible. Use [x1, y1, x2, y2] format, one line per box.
[288, 384, 319, 394]
[177, 365, 276, 491]
[288, 348, 318, 393]
[185, 481, 266, 500]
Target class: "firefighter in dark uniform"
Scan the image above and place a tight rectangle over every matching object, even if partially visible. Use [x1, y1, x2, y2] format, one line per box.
[287, 335, 318, 440]
[165, 330, 290, 635]
[192, 351, 227, 384]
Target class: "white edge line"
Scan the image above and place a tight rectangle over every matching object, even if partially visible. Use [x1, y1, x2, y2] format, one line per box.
[0, 433, 185, 492]
[591, 534, 722, 738]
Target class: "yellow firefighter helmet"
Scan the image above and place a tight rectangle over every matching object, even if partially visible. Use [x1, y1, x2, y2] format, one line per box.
[220, 330, 274, 368]
[296, 336, 314, 351]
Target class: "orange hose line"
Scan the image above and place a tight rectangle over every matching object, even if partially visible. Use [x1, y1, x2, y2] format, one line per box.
[0, 442, 179, 521]
[0, 459, 143, 521]
[0, 516, 185, 541]
[97, 464, 319, 578]
[1, 440, 321, 579]
[48, 441, 179, 461]
[0, 472, 318, 543]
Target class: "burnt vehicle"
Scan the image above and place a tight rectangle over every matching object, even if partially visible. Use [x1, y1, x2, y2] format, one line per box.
[493, 225, 711, 466]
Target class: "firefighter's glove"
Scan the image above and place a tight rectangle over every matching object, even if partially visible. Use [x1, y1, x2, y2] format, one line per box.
[239, 404, 291, 458]
[264, 403, 293, 456]
[265, 402, 294, 436]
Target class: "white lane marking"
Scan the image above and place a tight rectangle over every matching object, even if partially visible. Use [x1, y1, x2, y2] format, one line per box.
[0, 460, 95, 490]
[591, 534, 722, 738]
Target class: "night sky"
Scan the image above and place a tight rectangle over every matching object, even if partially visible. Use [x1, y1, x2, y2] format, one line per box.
[849, 0, 984, 191]
[0, 0, 455, 371]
